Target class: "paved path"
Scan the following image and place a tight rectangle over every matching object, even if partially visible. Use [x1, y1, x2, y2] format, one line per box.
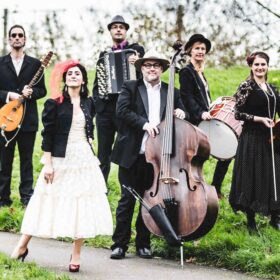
[0, 232, 264, 280]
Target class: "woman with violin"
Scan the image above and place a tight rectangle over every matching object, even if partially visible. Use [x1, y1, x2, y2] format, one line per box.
[230, 51, 280, 231]
[179, 34, 231, 198]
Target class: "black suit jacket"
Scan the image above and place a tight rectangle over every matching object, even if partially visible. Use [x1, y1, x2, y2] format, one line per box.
[179, 63, 211, 125]
[111, 79, 186, 169]
[0, 54, 47, 131]
[92, 42, 145, 114]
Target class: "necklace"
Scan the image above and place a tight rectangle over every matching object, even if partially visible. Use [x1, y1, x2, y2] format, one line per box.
[260, 84, 276, 120]
[258, 82, 274, 97]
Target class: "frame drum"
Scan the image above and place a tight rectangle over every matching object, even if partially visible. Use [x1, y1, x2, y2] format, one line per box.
[198, 97, 243, 160]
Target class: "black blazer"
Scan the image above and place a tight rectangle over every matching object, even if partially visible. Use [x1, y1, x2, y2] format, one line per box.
[41, 95, 95, 157]
[111, 79, 186, 169]
[92, 42, 145, 114]
[0, 54, 47, 131]
[179, 63, 211, 125]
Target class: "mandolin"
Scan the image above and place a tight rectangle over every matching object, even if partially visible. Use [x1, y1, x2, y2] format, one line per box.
[0, 51, 53, 133]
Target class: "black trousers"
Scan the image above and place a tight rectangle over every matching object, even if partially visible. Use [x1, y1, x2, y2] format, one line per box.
[96, 111, 118, 183]
[112, 155, 154, 251]
[0, 131, 36, 205]
[211, 159, 232, 194]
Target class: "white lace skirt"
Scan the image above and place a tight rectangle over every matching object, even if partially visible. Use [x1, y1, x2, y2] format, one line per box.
[21, 139, 113, 239]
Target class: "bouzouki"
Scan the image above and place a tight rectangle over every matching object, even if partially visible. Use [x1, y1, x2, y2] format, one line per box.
[0, 51, 53, 145]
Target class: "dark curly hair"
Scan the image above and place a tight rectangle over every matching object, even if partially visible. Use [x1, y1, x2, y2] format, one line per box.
[62, 64, 89, 98]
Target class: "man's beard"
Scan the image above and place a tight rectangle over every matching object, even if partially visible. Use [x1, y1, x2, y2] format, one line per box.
[114, 36, 124, 44]
[12, 42, 25, 50]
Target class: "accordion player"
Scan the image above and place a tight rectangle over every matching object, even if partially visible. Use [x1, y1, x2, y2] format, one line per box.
[96, 49, 137, 99]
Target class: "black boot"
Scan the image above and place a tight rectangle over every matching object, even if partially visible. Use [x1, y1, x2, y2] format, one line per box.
[270, 212, 280, 230]
[246, 210, 257, 233]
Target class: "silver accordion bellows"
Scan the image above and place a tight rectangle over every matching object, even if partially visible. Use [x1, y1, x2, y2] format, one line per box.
[96, 49, 137, 99]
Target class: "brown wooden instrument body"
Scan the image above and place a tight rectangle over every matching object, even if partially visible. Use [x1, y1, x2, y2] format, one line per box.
[142, 118, 219, 241]
[0, 99, 24, 131]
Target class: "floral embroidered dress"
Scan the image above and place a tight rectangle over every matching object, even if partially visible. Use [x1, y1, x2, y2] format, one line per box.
[229, 80, 280, 215]
[21, 110, 113, 238]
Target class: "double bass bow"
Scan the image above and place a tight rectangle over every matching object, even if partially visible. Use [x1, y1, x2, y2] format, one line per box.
[142, 42, 219, 243]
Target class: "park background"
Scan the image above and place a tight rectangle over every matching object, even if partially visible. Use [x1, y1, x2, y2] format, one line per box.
[0, 0, 280, 279]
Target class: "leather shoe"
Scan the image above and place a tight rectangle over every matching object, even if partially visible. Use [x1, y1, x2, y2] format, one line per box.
[0, 200, 12, 208]
[270, 215, 280, 230]
[110, 247, 125, 259]
[137, 248, 152, 259]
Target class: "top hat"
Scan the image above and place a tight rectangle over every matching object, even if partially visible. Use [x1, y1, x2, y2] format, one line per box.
[134, 49, 170, 72]
[184, 34, 211, 53]
[107, 15, 130, 30]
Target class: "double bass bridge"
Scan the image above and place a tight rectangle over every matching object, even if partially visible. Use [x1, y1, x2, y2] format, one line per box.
[159, 176, 179, 184]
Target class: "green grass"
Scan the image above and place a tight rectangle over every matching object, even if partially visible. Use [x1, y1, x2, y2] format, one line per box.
[1, 67, 280, 279]
[0, 252, 71, 280]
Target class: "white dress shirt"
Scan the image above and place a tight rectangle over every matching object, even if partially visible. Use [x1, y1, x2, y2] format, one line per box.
[11, 54, 24, 76]
[140, 79, 161, 154]
[6, 54, 25, 103]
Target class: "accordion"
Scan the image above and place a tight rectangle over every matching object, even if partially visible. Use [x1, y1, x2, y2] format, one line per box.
[96, 49, 137, 99]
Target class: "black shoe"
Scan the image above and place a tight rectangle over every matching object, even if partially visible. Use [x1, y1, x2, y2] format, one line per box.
[110, 247, 125, 259]
[11, 248, 29, 262]
[137, 248, 152, 259]
[270, 215, 280, 230]
[0, 200, 12, 208]
[246, 210, 257, 233]
[247, 223, 258, 234]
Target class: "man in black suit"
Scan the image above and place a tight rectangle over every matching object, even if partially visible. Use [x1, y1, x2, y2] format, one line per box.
[0, 25, 46, 207]
[110, 50, 187, 259]
[92, 15, 145, 184]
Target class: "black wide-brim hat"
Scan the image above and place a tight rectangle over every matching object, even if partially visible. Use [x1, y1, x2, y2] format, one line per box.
[184, 34, 211, 53]
[107, 15, 130, 30]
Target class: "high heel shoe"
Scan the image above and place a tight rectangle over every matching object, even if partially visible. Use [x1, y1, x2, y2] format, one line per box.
[69, 255, 80, 273]
[16, 248, 29, 262]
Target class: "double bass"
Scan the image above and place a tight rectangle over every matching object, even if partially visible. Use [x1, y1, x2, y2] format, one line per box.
[142, 44, 219, 242]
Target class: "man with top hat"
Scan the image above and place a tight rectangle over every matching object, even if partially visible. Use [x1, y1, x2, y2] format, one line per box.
[179, 33, 231, 198]
[110, 50, 187, 259]
[92, 15, 145, 184]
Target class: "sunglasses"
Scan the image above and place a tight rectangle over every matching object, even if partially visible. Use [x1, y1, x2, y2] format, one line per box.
[10, 33, 24, 38]
[142, 63, 161, 69]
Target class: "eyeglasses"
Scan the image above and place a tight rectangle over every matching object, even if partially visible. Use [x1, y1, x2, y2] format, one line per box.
[142, 63, 161, 69]
[10, 33, 24, 38]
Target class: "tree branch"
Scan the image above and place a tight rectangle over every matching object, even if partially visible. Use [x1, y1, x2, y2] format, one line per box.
[255, 0, 280, 19]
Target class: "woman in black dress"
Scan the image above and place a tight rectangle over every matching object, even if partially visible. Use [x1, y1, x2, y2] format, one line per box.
[179, 34, 231, 198]
[230, 51, 280, 231]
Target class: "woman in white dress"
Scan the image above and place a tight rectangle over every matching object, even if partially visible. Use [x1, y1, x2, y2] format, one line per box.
[11, 61, 113, 272]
